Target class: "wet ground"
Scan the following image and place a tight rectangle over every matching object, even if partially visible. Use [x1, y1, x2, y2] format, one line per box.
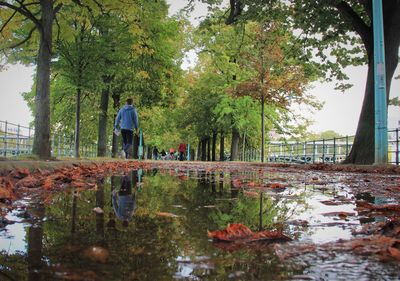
[0, 162, 400, 280]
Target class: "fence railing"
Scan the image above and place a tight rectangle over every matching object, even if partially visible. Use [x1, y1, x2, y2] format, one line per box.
[240, 129, 400, 165]
[0, 120, 97, 158]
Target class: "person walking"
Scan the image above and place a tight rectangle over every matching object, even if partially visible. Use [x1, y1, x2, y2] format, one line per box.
[114, 98, 139, 159]
[178, 143, 186, 161]
[152, 146, 159, 160]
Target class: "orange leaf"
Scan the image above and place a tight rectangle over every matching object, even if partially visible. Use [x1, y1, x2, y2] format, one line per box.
[243, 190, 259, 198]
[42, 177, 53, 190]
[208, 223, 291, 242]
[156, 212, 178, 218]
[268, 183, 285, 189]
[388, 247, 400, 260]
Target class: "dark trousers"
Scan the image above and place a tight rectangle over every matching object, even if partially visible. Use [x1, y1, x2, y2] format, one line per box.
[121, 129, 133, 158]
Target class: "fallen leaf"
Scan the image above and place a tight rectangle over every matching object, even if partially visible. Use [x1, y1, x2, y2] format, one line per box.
[243, 190, 259, 198]
[0, 187, 12, 199]
[268, 183, 285, 189]
[156, 212, 179, 218]
[92, 207, 104, 214]
[207, 223, 291, 242]
[388, 247, 400, 260]
[83, 246, 109, 263]
[15, 176, 40, 188]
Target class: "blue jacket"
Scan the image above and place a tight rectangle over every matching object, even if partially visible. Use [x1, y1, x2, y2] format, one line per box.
[114, 105, 139, 131]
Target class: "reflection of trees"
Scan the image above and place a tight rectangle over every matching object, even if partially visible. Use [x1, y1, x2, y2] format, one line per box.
[1, 169, 305, 280]
[27, 203, 45, 281]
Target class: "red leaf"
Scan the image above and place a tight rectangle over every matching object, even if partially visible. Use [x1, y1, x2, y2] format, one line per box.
[268, 183, 285, 189]
[208, 223, 291, 243]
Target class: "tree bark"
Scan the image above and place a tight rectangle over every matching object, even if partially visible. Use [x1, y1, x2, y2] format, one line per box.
[201, 137, 207, 161]
[111, 93, 120, 158]
[231, 127, 240, 161]
[344, 24, 399, 164]
[219, 131, 225, 161]
[207, 136, 211, 161]
[32, 0, 53, 159]
[197, 139, 201, 161]
[74, 87, 81, 158]
[212, 131, 217, 161]
[97, 86, 109, 157]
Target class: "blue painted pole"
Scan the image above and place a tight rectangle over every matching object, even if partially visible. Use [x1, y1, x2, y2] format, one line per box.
[373, 0, 388, 164]
[187, 143, 190, 161]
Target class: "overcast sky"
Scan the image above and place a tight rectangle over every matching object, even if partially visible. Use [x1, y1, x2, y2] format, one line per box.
[0, 0, 399, 135]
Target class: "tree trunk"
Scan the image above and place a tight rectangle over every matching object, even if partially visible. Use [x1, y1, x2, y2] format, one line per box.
[242, 133, 246, 161]
[231, 127, 240, 161]
[201, 137, 207, 161]
[97, 86, 109, 157]
[207, 137, 211, 161]
[111, 93, 120, 157]
[212, 131, 217, 161]
[32, 0, 53, 159]
[74, 87, 81, 158]
[345, 39, 399, 164]
[197, 139, 201, 161]
[261, 93, 265, 163]
[219, 131, 225, 161]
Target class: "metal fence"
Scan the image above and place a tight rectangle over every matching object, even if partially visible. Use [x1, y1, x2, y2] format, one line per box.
[240, 129, 400, 165]
[0, 120, 97, 158]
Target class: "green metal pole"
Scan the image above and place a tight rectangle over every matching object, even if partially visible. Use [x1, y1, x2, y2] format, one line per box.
[139, 129, 143, 160]
[373, 0, 388, 164]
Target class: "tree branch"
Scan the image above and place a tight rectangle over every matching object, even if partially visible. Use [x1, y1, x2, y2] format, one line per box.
[334, 1, 372, 47]
[4, 25, 37, 49]
[226, 0, 242, 25]
[0, 1, 41, 27]
[0, 9, 17, 34]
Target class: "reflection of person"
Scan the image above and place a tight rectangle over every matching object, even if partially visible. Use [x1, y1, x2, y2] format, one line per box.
[114, 98, 139, 159]
[112, 172, 137, 227]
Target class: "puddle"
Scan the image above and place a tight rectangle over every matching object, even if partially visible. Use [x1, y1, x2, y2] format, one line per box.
[0, 168, 399, 280]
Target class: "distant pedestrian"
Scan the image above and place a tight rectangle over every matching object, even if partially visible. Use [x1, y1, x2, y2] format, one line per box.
[152, 146, 159, 160]
[178, 143, 186, 161]
[160, 149, 167, 160]
[114, 98, 139, 159]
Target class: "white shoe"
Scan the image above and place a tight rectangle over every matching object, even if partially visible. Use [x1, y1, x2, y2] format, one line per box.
[120, 150, 126, 159]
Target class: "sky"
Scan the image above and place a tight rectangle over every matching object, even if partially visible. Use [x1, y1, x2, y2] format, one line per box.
[0, 0, 399, 136]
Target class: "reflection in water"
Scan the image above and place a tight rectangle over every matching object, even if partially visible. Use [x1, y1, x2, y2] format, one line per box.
[0, 169, 399, 280]
[111, 170, 141, 227]
[27, 203, 44, 281]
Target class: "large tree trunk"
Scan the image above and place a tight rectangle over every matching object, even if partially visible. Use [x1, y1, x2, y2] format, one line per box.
[231, 127, 240, 161]
[111, 93, 120, 157]
[32, 0, 53, 159]
[74, 87, 81, 158]
[97, 86, 109, 157]
[212, 131, 217, 161]
[345, 35, 399, 164]
[219, 131, 225, 161]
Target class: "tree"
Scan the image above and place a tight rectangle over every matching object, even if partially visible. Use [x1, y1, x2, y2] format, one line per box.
[0, 0, 63, 158]
[220, 0, 400, 164]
